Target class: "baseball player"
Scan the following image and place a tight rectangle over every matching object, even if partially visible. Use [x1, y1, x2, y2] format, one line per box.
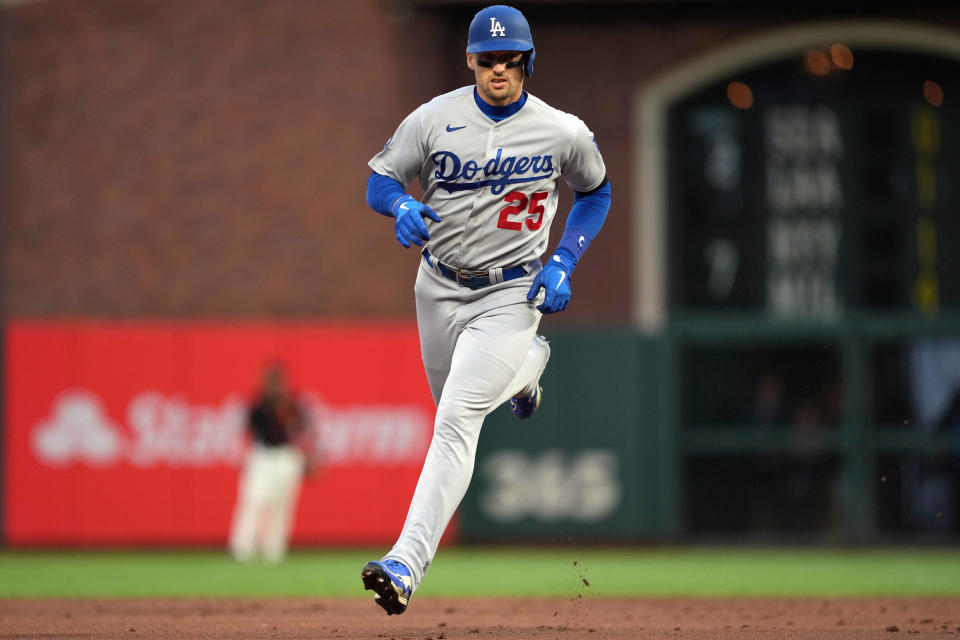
[229, 363, 310, 564]
[361, 4, 610, 615]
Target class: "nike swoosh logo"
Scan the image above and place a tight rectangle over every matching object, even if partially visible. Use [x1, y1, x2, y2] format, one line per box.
[446, 124, 467, 132]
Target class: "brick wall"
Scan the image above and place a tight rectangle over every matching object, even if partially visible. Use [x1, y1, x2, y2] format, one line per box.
[1, 0, 442, 318]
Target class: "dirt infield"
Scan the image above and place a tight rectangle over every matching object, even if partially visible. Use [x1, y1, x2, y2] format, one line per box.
[3, 597, 959, 639]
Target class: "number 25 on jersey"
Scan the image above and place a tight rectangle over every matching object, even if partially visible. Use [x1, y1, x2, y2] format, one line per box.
[497, 190, 548, 231]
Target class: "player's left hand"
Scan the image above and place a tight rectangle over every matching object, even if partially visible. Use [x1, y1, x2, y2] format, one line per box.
[527, 253, 573, 314]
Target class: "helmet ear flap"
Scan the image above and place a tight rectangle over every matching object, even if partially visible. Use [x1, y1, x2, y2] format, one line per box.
[524, 49, 535, 78]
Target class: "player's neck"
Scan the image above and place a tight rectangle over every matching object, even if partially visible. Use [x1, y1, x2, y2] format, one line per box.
[473, 88, 527, 121]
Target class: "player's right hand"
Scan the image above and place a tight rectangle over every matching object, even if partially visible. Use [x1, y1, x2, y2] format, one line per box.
[393, 195, 442, 248]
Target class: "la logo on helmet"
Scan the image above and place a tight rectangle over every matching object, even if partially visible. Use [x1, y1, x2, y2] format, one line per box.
[489, 17, 506, 36]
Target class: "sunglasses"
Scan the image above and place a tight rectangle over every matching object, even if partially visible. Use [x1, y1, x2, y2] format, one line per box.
[476, 54, 524, 69]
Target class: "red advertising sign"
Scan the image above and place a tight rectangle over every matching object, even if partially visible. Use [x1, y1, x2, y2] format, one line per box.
[3, 320, 441, 547]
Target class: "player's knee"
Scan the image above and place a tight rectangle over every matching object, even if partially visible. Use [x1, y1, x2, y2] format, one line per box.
[431, 412, 480, 459]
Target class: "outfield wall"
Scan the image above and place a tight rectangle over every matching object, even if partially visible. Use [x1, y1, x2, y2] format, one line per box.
[2, 320, 440, 546]
[1, 321, 674, 547]
[7, 318, 957, 547]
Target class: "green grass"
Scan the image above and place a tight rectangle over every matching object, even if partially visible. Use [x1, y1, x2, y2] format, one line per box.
[1, 547, 959, 598]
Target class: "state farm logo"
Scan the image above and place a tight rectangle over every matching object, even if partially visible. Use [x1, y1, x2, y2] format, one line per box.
[30, 389, 432, 468]
[33, 391, 126, 466]
[304, 392, 431, 466]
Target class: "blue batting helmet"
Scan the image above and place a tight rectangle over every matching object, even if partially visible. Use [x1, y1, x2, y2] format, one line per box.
[466, 5, 535, 77]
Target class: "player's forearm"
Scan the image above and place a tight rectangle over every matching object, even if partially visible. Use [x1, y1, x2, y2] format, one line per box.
[366, 171, 408, 218]
[555, 179, 611, 270]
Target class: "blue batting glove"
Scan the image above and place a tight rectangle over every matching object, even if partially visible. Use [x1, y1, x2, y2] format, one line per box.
[527, 253, 574, 314]
[393, 195, 441, 248]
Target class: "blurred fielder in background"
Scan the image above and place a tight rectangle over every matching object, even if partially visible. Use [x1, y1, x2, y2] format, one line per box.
[361, 3, 611, 615]
[229, 362, 313, 564]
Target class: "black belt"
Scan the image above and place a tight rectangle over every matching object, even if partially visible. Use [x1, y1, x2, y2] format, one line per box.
[422, 249, 528, 290]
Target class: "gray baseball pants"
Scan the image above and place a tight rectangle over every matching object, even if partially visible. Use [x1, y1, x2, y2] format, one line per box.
[383, 257, 546, 588]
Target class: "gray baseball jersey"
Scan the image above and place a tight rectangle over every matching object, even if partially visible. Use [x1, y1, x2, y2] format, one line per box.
[369, 86, 606, 270]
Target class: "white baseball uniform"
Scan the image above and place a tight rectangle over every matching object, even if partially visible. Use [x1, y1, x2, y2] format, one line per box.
[369, 85, 606, 590]
[229, 378, 309, 565]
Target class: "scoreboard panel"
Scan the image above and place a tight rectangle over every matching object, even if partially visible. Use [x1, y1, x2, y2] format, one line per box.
[668, 50, 960, 319]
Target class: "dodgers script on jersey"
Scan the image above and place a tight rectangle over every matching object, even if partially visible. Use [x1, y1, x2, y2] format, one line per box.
[369, 86, 606, 270]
